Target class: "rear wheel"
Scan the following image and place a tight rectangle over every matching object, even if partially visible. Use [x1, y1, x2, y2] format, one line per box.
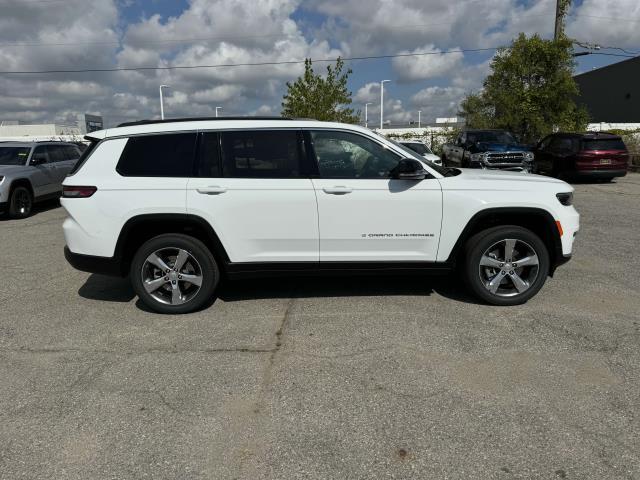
[464, 226, 550, 306]
[130, 234, 219, 314]
[9, 186, 33, 219]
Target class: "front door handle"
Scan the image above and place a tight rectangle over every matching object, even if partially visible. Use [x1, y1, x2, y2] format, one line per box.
[323, 186, 352, 195]
[197, 186, 227, 195]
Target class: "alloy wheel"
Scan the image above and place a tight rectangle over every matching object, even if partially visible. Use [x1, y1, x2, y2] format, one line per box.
[478, 238, 540, 297]
[141, 247, 203, 306]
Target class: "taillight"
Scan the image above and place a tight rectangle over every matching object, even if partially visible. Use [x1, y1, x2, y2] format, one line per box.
[62, 186, 97, 198]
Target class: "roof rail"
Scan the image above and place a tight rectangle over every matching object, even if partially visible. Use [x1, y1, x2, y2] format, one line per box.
[116, 116, 305, 128]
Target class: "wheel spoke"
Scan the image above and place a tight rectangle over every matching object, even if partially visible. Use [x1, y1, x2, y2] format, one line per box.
[480, 255, 503, 268]
[487, 273, 503, 293]
[515, 254, 538, 267]
[171, 285, 184, 305]
[144, 276, 167, 293]
[174, 249, 190, 271]
[180, 273, 203, 287]
[146, 253, 170, 272]
[504, 239, 516, 262]
[509, 272, 529, 293]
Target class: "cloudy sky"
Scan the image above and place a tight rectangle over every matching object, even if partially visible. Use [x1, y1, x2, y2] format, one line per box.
[0, 0, 638, 127]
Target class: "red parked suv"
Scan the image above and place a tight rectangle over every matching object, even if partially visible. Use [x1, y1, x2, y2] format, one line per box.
[533, 132, 628, 181]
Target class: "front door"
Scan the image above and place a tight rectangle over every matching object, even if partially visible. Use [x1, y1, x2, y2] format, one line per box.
[308, 129, 442, 262]
[28, 146, 58, 197]
[186, 130, 319, 263]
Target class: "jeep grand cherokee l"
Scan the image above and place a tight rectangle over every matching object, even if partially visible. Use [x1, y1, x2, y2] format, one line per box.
[61, 118, 579, 314]
[0, 141, 82, 218]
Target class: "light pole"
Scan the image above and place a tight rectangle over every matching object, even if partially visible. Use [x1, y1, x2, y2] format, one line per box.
[418, 110, 422, 128]
[364, 102, 372, 128]
[159, 85, 170, 120]
[380, 80, 390, 129]
[215, 106, 222, 118]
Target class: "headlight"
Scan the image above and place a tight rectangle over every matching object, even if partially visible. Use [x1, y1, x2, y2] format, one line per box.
[556, 192, 573, 206]
[470, 153, 486, 163]
[524, 151, 534, 161]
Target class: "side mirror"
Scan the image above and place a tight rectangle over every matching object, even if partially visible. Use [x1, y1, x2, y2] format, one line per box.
[30, 154, 46, 165]
[390, 158, 428, 180]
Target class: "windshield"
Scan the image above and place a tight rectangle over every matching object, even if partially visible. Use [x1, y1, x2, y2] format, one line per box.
[385, 138, 449, 176]
[0, 147, 31, 166]
[467, 131, 517, 144]
[402, 142, 433, 155]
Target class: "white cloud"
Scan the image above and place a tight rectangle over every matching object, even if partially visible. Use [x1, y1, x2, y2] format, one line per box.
[392, 45, 463, 83]
[0, 0, 635, 127]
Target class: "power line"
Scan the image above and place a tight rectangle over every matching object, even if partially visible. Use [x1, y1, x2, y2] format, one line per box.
[0, 47, 499, 75]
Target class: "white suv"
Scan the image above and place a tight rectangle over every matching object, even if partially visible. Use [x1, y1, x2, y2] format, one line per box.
[62, 118, 579, 314]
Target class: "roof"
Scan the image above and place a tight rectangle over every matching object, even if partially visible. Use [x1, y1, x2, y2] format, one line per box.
[552, 132, 622, 139]
[89, 118, 375, 140]
[0, 140, 78, 146]
[116, 116, 299, 127]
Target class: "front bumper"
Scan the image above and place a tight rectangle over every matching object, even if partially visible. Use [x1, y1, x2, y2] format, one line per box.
[573, 169, 627, 179]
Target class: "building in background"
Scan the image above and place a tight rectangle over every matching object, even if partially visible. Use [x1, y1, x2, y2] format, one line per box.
[0, 113, 103, 139]
[575, 57, 639, 124]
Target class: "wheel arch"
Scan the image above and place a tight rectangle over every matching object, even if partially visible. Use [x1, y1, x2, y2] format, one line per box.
[9, 178, 34, 197]
[446, 207, 563, 275]
[113, 213, 230, 276]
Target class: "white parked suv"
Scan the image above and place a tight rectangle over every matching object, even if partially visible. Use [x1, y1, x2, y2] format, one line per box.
[62, 117, 579, 314]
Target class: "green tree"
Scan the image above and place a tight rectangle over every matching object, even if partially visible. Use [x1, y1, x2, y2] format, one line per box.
[459, 33, 589, 143]
[281, 57, 359, 123]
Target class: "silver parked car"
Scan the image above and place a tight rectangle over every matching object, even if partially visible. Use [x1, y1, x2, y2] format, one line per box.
[0, 141, 82, 218]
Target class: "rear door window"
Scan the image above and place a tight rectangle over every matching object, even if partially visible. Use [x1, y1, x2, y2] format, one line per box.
[117, 133, 197, 177]
[582, 138, 626, 151]
[220, 130, 304, 178]
[46, 145, 66, 162]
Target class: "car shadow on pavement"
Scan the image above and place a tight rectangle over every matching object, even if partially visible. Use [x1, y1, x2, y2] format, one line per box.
[0, 199, 61, 221]
[217, 274, 483, 305]
[77, 273, 484, 309]
[78, 274, 136, 302]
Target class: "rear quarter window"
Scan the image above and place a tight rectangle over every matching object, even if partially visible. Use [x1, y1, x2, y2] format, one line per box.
[116, 133, 197, 177]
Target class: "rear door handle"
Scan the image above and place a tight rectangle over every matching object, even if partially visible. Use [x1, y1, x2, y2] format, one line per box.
[323, 186, 352, 195]
[197, 186, 227, 195]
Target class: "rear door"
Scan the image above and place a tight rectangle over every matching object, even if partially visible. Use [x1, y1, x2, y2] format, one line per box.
[186, 129, 319, 263]
[308, 129, 442, 262]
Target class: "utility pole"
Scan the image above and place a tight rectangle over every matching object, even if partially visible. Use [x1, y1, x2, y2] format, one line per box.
[380, 80, 390, 129]
[418, 110, 422, 128]
[554, 0, 571, 41]
[159, 85, 170, 120]
[365, 102, 372, 128]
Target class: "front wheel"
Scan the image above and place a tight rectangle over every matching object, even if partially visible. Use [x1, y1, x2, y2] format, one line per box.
[130, 234, 219, 314]
[464, 226, 550, 306]
[9, 186, 33, 219]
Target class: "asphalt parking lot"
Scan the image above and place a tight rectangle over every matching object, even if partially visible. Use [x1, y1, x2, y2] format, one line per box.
[1, 174, 639, 480]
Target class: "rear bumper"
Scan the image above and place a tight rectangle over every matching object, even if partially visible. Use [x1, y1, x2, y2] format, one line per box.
[64, 246, 125, 277]
[573, 169, 627, 179]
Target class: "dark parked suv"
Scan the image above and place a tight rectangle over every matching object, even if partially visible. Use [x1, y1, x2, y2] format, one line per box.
[533, 132, 628, 181]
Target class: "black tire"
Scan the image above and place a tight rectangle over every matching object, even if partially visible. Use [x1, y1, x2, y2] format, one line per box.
[9, 186, 33, 219]
[463, 225, 550, 306]
[130, 234, 219, 314]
